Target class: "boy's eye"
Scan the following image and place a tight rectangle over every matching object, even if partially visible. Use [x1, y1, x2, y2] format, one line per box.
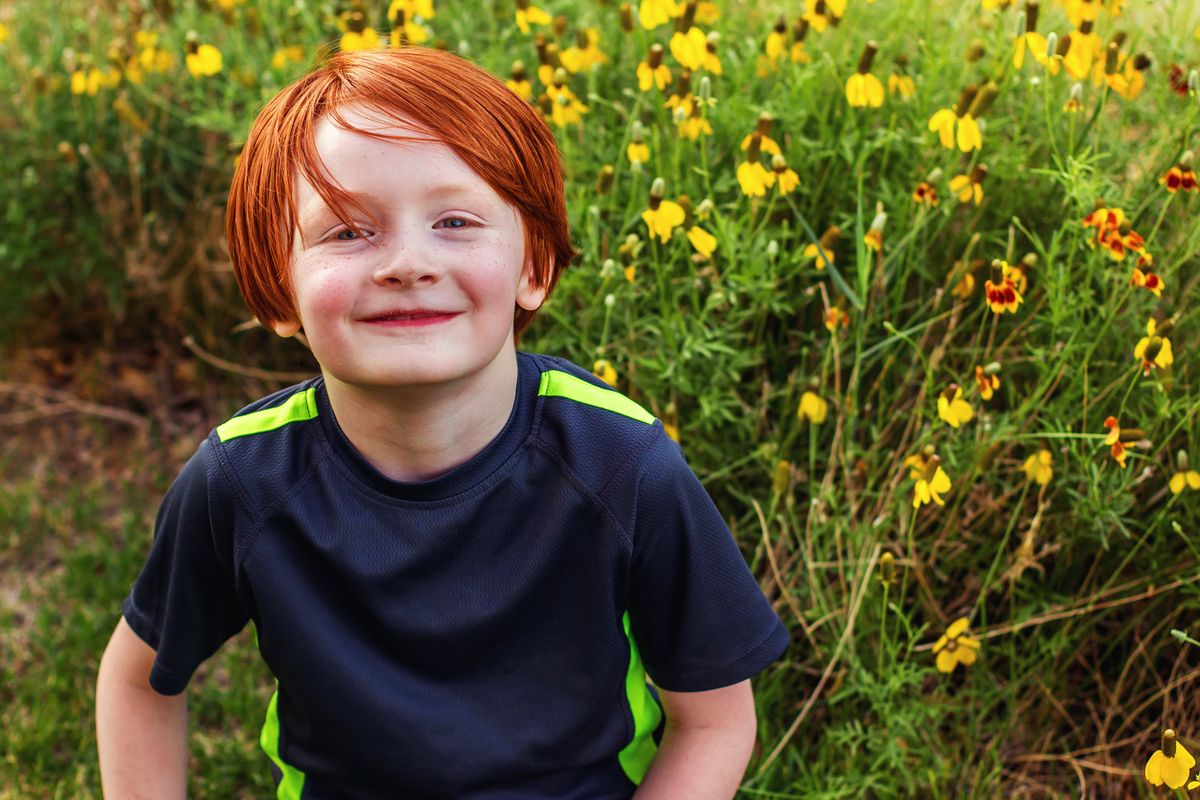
[438, 217, 472, 230]
[334, 227, 371, 241]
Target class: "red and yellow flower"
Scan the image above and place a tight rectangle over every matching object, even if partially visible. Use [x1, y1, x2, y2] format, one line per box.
[974, 364, 1000, 400]
[1129, 267, 1164, 298]
[984, 259, 1024, 314]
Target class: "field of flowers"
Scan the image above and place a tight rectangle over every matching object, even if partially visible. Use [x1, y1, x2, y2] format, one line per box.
[2, 0, 1199, 796]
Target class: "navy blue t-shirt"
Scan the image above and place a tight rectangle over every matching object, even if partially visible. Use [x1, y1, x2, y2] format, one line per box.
[123, 350, 790, 798]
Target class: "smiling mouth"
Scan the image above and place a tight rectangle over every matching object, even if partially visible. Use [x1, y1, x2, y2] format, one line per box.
[362, 311, 460, 327]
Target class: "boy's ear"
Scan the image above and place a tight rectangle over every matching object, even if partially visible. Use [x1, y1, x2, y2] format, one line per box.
[271, 318, 303, 338]
[516, 255, 551, 312]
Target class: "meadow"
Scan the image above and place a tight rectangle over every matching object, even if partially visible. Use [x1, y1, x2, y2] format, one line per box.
[1, 0, 1199, 796]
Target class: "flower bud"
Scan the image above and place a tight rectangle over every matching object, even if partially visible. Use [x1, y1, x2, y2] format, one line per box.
[878, 551, 897, 585]
[1013, 9, 1026, 39]
[856, 40, 878, 74]
[1181, 150, 1194, 168]
[1189, 69, 1199, 94]
[983, 361, 1002, 375]
[649, 177, 667, 200]
[697, 75, 711, 101]
[604, 293, 616, 308]
[1163, 730, 1178, 759]
[1045, 32, 1057, 59]
[595, 164, 614, 195]
[766, 240, 779, 258]
[1178, 450, 1191, 471]
[600, 258, 617, 278]
[967, 80, 1000, 117]
[619, 3, 634, 33]
[1069, 82, 1083, 102]
[956, 84, 979, 116]
[1104, 42, 1119, 75]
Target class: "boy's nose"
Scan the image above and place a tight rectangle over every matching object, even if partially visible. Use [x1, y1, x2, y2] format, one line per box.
[371, 241, 440, 287]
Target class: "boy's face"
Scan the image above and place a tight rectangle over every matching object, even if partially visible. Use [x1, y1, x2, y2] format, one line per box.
[280, 103, 547, 391]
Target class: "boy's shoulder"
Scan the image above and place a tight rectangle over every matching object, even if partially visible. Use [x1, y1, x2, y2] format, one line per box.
[524, 351, 674, 496]
[200, 376, 326, 503]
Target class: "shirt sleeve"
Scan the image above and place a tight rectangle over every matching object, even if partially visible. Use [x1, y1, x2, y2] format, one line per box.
[622, 427, 790, 692]
[121, 435, 249, 695]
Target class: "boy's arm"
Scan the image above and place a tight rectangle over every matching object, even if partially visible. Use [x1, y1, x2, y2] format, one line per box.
[632, 679, 758, 800]
[96, 616, 189, 800]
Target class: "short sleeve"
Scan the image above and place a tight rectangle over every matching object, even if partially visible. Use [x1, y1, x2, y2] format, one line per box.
[122, 435, 249, 695]
[623, 428, 790, 692]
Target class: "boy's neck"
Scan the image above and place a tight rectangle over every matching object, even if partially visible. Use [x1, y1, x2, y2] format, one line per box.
[322, 347, 520, 484]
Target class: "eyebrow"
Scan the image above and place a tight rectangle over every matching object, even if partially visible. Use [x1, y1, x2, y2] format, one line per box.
[299, 184, 486, 229]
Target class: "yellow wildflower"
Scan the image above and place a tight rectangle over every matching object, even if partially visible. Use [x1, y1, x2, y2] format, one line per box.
[545, 69, 588, 128]
[937, 384, 974, 429]
[637, 44, 671, 91]
[271, 45, 305, 70]
[639, 0, 682, 30]
[1133, 318, 1174, 376]
[932, 617, 980, 672]
[389, 0, 435, 19]
[561, 28, 610, 73]
[1022, 449, 1053, 485]
[1145, 730, 1195, 789]
[772, 154, 800, 196]
[71, 68, 103, 96]
[506, 61, 532, 101]
[737, 133, 776, 197]
[804, 226, 840, 270]
[686, 226, 717, 257]
[670, 26, 707, 72]
[845, 42, 884, 108]
[1170, 452, 1200, 495]
[1063, 21, 1101, 80]
[641, 178, 685, 243]
[515, 0, 552, 34]
[340, 25, 380, 52]
[1012, 2, 1049, 70]
[798, 391, 828, 424]
[592, 359, 617, 386]
[950, 165, 988, 206]
[888, 73, 915, 98]
[185, 39, 222, 78]
[928, 85, 983, 152]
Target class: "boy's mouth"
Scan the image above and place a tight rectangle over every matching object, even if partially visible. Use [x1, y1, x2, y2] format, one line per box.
[362, 309, 459, 321]
[361, 309, 461, 326]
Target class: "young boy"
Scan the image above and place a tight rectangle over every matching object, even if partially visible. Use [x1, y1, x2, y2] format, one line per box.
[96, 46, 789, 799]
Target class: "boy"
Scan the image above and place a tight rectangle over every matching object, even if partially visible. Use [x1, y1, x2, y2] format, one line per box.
[96, 46, 789, 799]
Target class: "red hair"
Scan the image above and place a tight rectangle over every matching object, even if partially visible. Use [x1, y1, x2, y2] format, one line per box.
[225, 46, 576, 342]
